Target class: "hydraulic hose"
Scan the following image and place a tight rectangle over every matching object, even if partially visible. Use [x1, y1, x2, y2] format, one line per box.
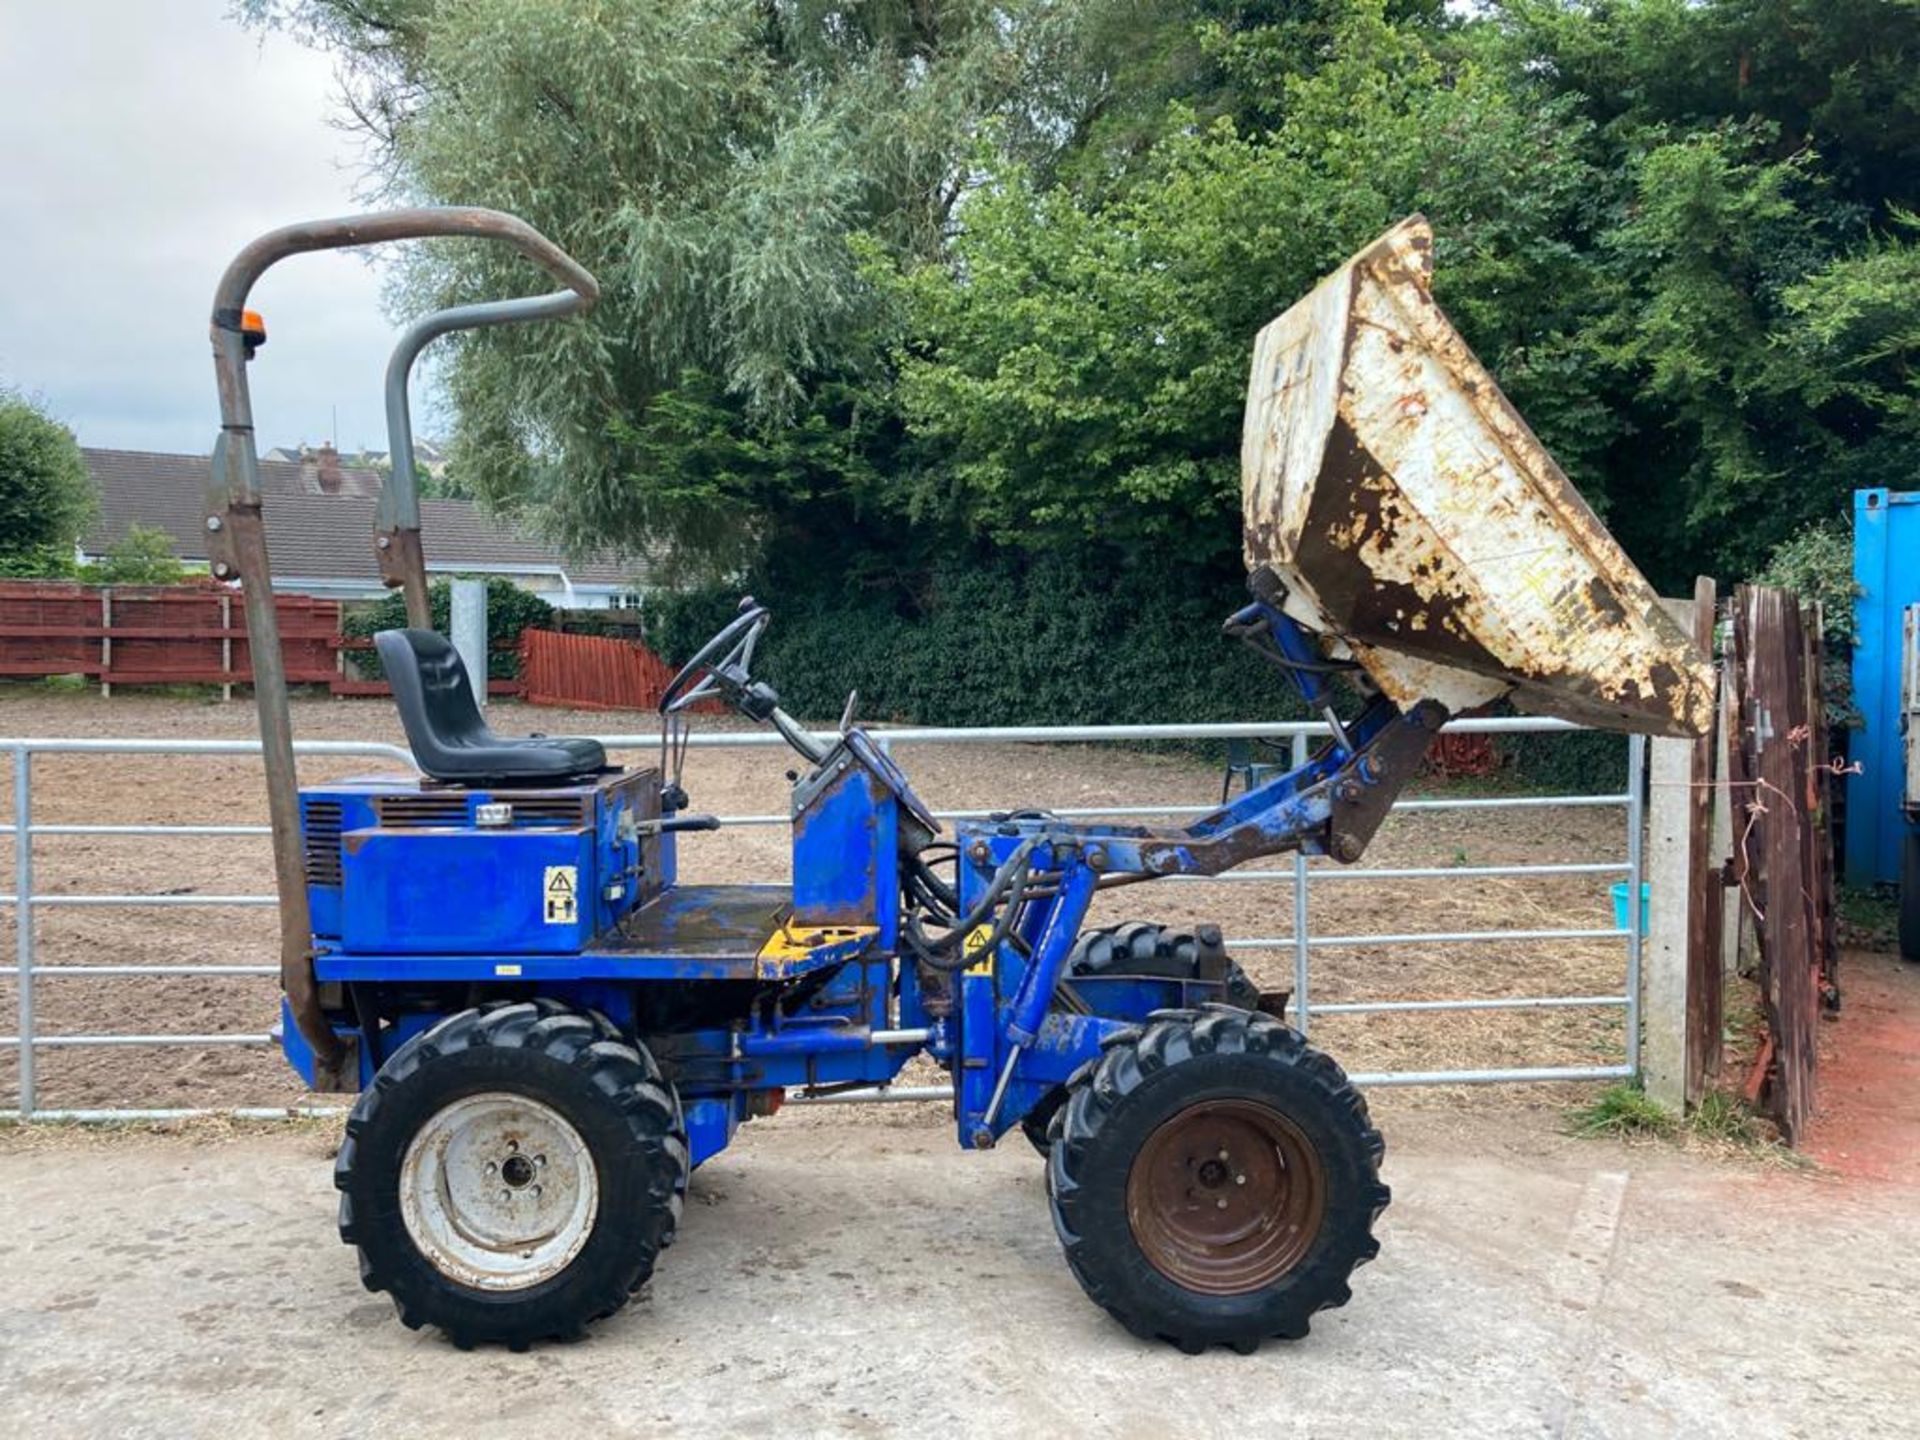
[905, 838, 1039, 973]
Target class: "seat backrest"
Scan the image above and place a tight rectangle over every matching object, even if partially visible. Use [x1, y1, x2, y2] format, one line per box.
[373, 627, 609, 783]
[375, 627, 488, 761]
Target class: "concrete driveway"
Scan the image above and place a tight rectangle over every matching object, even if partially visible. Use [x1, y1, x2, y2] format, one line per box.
[1, 1107, 1913, 1439]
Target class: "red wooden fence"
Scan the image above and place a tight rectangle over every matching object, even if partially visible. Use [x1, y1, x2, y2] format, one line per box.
[519, 628, 692, 711]
[0, 580, 338, 687]
[1, 580, 701, 710]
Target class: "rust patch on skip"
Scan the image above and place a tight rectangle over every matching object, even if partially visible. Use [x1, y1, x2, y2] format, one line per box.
[1297, 416, 1503, 674]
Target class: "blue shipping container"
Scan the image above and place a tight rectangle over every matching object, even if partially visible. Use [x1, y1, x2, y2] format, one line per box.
[1846, 489, 1920, 887]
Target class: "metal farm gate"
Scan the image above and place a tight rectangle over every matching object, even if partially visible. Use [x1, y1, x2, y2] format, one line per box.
[0, 718, 1644, 1120]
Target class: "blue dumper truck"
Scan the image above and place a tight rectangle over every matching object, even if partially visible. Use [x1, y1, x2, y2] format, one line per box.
[204, 212, 1710, 1350]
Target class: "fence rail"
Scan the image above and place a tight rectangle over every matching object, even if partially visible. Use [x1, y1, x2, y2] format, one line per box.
[0, 717, 1644, 1119]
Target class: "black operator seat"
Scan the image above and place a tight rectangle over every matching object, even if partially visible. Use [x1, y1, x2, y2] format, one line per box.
[374, 628, 606, 785]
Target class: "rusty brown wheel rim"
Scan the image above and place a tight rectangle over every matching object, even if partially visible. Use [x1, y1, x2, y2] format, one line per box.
[1125, 1099, 1327, 1295]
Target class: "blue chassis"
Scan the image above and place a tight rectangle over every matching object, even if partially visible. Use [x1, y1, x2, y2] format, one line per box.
[283, 604, 1413, 1168]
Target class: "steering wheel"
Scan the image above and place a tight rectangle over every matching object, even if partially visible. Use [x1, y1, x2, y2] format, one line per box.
[660, 600, 771, 715]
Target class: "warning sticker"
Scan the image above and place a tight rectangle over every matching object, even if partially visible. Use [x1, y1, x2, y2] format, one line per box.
[962, 924, 995, 976]
[543, 865, 579, 925]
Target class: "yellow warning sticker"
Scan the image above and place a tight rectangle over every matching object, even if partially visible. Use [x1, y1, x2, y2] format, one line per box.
[543, 865, 579, 925]
[962, 924, 995, 976]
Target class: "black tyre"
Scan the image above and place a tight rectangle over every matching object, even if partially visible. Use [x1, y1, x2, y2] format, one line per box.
[1070, 922, 1263, 1010]
[1901, 830, 1920, 963]
[1047, 1007, 1387, 1353]
[1019, 923, 1262, 1155]
[336, 1001, 688, 1348]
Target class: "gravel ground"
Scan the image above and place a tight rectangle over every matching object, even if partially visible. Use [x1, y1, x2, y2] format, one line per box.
[0, 686, 1633, 1111]
[1, 1106, 1914, 1439]
[4, 691, 1914, 1438]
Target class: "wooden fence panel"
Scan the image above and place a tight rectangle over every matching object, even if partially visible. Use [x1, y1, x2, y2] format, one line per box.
[0, 580, 340, 688]
[0, 581, 96, 676]
[520, 629, 692, 712]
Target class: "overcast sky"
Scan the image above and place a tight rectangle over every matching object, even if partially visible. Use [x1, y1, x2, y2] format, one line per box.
[0, 2, 413, 455]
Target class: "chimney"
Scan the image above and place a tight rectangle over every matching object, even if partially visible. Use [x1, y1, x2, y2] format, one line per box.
[314, 442, 345, 495]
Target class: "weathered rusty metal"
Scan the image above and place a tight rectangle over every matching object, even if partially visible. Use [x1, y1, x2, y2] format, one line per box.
[1242, 215, 1713, 738]
[1126, 1099, 1326, 1295]
[375, 527, 433, 629]
[206, 207, 599, 1088]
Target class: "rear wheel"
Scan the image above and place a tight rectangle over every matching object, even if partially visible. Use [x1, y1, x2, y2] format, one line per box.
[337, 1001, 687, 1348]
[1047, 1007, 1387, 1352]
[1019, 923, 1263, 1155]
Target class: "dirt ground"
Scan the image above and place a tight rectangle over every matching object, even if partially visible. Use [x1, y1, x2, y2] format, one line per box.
[0, 687, 1635, 1112]
[1, 1103, 1914, 1439]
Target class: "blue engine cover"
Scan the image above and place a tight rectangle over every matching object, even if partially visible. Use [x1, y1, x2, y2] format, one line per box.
[301, 768, 667, 955]
[343, 825, 595, 954]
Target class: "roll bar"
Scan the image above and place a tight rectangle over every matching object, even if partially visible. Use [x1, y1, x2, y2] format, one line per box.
[379, 290, 588, 627]
[204, 208, 599, 1086]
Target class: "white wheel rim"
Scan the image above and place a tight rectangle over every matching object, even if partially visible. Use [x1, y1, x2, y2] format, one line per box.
[399, 1092, 599, 1291]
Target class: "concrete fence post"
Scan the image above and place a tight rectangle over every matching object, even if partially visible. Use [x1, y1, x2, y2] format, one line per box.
[1642, 596, 1700, 1109]
[451, 579, 487, 709]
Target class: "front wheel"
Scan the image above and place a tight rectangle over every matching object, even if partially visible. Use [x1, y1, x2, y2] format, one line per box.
[336, 1002, 688, 1348]
[1047, 1007, 1387, 1353]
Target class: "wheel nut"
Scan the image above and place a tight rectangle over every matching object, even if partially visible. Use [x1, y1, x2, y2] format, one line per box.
[1216, 1197, 1229, 1209]
[1235, 1174, 1246, 1186]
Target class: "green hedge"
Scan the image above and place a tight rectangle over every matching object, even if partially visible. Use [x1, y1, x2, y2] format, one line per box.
[549, 607, 647, 638]
[646, 545, 1311, 729]
[646, 543, 1633, 793]
[342, 579, 554, 682]
[1494, 729, 1629, 797]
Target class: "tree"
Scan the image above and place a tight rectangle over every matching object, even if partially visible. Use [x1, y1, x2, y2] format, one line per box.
[1481, 0, 1920, 586]
[245, 0, 1050, 577]
[889, 1, 1602, 563]
[88, 523, 187, 585]
[0, 391, 94, 561]
[259, 0, 1920, 729]
[891, 0, 1920, 589]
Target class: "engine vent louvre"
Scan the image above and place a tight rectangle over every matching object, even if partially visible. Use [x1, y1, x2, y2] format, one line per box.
[302, 801, 343, 887]
[506, 795, 593, 825]
[373, 794, 469, 827]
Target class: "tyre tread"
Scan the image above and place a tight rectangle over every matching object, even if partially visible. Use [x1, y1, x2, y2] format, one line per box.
[1046, 1007, 1387, 1352]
